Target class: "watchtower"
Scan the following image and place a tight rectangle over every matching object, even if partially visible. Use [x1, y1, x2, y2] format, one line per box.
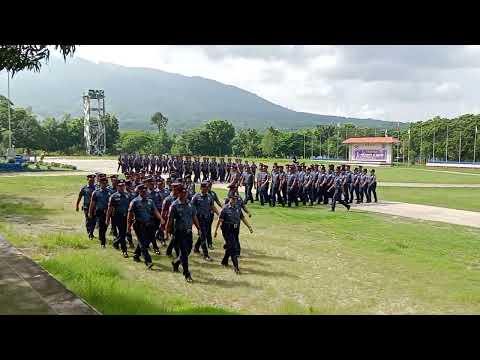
[83, 89, 106, 155]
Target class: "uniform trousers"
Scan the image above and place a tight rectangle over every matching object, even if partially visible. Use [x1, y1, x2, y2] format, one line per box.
[287, 187, 299, 207]
[83, 207, 95, 237]
[331, 190, 349, 211]
[194, 216, 210, 257]
[94, 209, 108, 246]
[245, 183, 254, 203]
[368, 183, 377, 202]
[133, 221, 154, 264]
[112, 213, 128, 252]
[173, 230, 193, 277]
[221, 223, 240, 269]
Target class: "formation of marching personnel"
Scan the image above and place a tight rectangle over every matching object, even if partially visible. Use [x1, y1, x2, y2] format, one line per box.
[76, 167, 254, 283]
[77, 154, 378, 283]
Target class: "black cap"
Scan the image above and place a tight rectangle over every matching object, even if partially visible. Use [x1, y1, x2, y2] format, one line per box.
[135, 184, 145, 192]
[109, 174, 118, 179]
[117, 179, 126, 185]
[228, 193, 238, 199]
[143, 177, 154, 183]
[200, 181, 208, 187]
[87, 174, 96, 179]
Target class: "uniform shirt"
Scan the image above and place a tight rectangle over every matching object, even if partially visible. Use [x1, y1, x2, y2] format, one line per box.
[303, 173, 311, 187]
[242, 172, 254, 185]
[169, 199, 196, 233]
[91, 187, 110, 211]
[369, 174, 377, 185]
[345, 171, 353, 184]
[311, 170, 319, 185]
[271, 171, 280, 187]
[297, 171, 305, 185]
[79, 184, 97, 209]
[219, 203, 243, 226]
[130, 196, 157, 223]
[187, 183, 196, 200]
[161, 194, 177, 219]
[191, 192, 214, 219]
[147, 188, 164, 210]
[279, 172, 286, 187]
[193, 161, 201, 172]
[107, 185, 117, 197]
[258, 171, 269, 188]
[333, 175, 343, 191]
[109, 191, 131, 216]
[360, 174, 368, 187]
[317, 173, 325, 187]
[287, 173, 298, 188]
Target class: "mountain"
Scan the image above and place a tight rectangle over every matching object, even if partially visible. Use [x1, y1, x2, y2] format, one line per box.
[0, 57, 402, 132]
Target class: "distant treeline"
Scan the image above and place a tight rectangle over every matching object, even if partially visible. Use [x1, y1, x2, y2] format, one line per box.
[2, 95, 480, 162]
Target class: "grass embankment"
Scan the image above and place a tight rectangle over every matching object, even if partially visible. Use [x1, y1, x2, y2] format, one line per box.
[1, 175, 480, 314]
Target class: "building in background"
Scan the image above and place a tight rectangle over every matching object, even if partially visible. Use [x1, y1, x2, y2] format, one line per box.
[343, 136, 400, 165]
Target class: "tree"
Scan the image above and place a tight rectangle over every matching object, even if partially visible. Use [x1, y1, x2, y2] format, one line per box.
[118, 131, 153, 154]
[0, 45, 76, 75]
[150, 112, 169, 135]
[204, 120, 235, 156]
[232, 128, 262, 157]
[103, 114, 120, 153]
[261, 126, 278, 157]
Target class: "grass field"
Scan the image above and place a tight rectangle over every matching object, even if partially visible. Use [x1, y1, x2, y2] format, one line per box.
[1, 175, 480, 314]
[380, 187, 480, 212]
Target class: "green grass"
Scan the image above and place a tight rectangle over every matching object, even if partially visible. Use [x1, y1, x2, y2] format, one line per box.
[380, 187, 480, 212]
[1, 175, 480, 314]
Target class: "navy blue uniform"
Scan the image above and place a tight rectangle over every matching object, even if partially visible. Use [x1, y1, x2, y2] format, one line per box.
[192, 192, 214, 257]
[286, 173, 299, 207]
[79, 184, 97, 237]
[270, 170, 283, 207]
[109, 191, 131, 252]
[130, 196, 157, 265]
[219, 203, 244, 269]
[368, 174, 377, 202]
[331, 175, 350, 211]
[91, 187, 110, 246]
[169, 199, 197, 277]
[242, 172, 254, 203]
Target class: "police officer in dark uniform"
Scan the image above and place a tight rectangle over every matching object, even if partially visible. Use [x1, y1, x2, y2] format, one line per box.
[106, 179, 130, 258]
[192, 181, 219, 260]
[270, 164, 283, 207]
[76, 174, 97, 239]
[226, 158, 232, 182]
[240, 166, 254, 203]
[127, 184, 162, 269]
[258, 165, 270, 206]
[214, 194, 253, 274]
[193, 157, 201, 183]
[279, 165, 287, 205]
[210, 157, 218, 181]
[163, 183, 182, 257]
[218, 158, 226, 183]
[368, 169, 377, 202]
[343, 165, 352, 203]
[144, 177, 163, 255]
[328, 167, 351, 212]
[286, 165, 299, 207]
[201, 157, 209, 181]
[88, 175, 110, 248]
[207, 180, 222, 249]
[166, 186, 201, 283]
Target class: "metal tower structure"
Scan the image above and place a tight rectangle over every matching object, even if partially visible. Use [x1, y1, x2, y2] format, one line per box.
[83, 89, 106, 155]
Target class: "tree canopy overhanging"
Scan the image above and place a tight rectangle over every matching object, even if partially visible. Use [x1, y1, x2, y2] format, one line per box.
[0, 45, 76, 75]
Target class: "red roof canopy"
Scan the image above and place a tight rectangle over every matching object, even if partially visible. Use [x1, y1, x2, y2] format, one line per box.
[343, 136, 400, 145]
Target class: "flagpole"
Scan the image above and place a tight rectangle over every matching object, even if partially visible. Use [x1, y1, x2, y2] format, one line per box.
[432, 126, 435, 162]
[445, 124, 449, 162]
[459, 130, 462, 163]
[408, 126, 411, 166]
[474, 125, 478, 163]
[420, 124, 423, 165]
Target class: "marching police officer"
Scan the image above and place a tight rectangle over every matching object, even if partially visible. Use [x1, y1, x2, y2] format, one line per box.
[328, 166, 351, 212]
[240, 166, 254, 204]
[270, 164, 283, 207]
[368, 169, 377, 203]
[214, 194, 253, 274]
[192, 181, 219, 260]
[207, 180, 222, 249]
[76, 174, 97, 240]
[106, 179, 130, 258]
[166, 186, 201, 283]
[88, 175, 110, 248]
[286, 165, 299, 207]
[127, 184, 162, 269]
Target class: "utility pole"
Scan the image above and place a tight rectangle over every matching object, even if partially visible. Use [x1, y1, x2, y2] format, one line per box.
[303, 133, 306, 159]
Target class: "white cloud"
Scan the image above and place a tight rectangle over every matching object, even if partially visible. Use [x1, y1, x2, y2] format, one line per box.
[74, 45, 480, 123]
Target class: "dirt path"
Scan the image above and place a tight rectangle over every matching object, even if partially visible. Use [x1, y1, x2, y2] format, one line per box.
[352, 201, 480, 229]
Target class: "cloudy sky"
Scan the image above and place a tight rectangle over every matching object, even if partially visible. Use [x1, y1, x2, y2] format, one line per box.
[76, 45, 480, 123]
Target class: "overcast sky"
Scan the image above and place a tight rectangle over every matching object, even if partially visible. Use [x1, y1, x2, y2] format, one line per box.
[76, 45, 480, 123]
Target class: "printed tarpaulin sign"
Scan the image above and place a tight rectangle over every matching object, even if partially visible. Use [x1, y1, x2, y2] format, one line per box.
[353, 149, 387, 161]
